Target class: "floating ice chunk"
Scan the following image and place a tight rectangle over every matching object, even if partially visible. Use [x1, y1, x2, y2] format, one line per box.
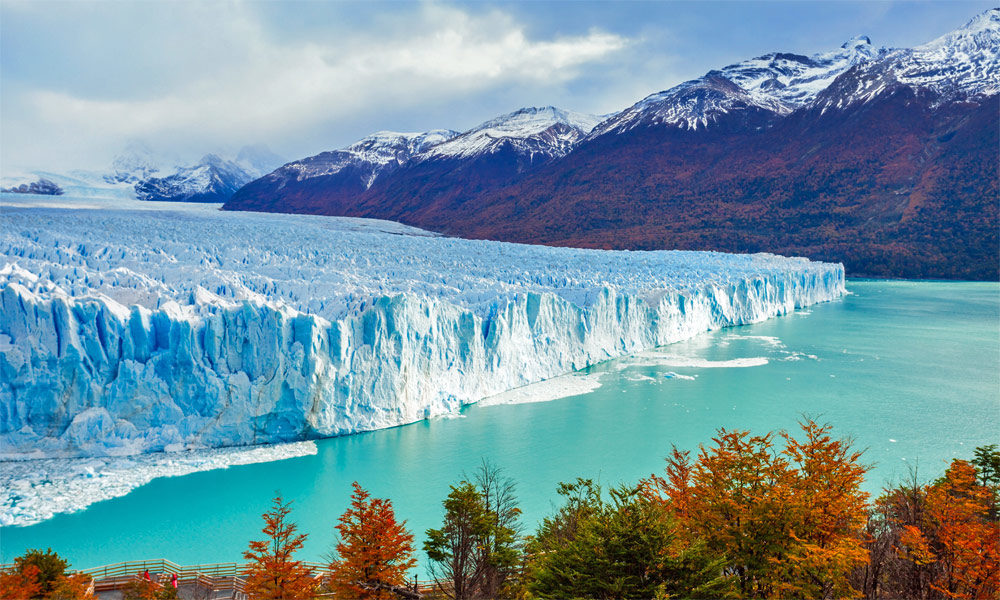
[663, 372, 697, 380]
[0, 441, 317, 527]
[478, 373, 604, 407]
[633, 354, 769, 368]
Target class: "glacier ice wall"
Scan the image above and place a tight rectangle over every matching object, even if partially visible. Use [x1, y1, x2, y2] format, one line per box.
[0, 198, 845, 458]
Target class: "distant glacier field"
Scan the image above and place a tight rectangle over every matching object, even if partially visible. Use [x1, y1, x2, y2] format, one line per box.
[2, 191, 842, 525]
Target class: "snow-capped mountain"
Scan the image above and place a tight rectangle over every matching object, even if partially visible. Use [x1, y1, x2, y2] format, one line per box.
[421, 106, 603, 162]
[905, 8, 1000, 98]
[223, 9, 997, 280]
[814, 9, 999, 111]
[592, 35, 883, 134]
[273, 129, 458, 191]
[110, 144, 284, 203]
[223, 108, 600, 215]
[134, 153, 257, 203]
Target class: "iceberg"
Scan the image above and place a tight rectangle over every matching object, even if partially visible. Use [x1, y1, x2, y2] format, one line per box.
[0, 194, 845, 459]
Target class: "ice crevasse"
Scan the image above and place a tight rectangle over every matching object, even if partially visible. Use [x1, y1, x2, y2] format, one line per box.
[0, 202, 845, 458]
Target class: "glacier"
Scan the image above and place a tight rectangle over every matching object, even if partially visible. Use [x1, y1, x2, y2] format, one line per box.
[0, 193, 845, 460]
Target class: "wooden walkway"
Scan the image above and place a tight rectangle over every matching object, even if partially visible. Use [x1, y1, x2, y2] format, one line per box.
[2, 558, 440, 599]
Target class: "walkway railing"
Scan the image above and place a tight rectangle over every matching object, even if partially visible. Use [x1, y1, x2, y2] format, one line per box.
[73, 558, 331, 579]
[1, 559, 440, 597]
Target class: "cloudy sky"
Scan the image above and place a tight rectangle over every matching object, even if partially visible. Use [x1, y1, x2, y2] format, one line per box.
[1, 0, 993, 173]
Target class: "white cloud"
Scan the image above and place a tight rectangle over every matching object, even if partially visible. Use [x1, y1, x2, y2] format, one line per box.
[2, 2, 628, 171]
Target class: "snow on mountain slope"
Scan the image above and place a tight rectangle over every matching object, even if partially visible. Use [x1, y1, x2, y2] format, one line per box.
[134, 154, 256, 203]
[267, 129, 458, 191]
[421, 106, 603, 161]
[0, 195, 844, 459]
[593, 37, 882, 133]
[815, 8, 999, 111]
[224, 109, 601, 213]
[237, 106, 601, 201]
[103, 143, 284, 202]
[905, 8, 1000, 95]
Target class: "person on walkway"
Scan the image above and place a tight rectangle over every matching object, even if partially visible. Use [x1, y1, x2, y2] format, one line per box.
[143, 569, 151, 581]
[171, 573, 178, 589]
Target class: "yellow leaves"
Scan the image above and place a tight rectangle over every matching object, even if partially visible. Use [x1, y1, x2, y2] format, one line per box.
[898, 525, 936, 566]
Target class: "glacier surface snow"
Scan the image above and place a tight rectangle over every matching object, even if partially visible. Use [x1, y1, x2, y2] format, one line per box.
[0, 193, 845, 460]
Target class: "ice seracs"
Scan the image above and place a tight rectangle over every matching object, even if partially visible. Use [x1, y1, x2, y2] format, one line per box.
[0, 196, 845, 459]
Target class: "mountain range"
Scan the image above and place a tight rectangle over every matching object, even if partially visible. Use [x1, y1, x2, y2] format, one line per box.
[230, 10, 994, 279]
[105, 142, 285, 203]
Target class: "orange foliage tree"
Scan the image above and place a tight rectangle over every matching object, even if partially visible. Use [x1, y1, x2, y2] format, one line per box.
[328, 482, 417, 599]
[1, 549, 95, 600]
[50, 574, 98, 600]
[858, 455, 1000, 600]
[778, 420, 870, 599]
[243, 494, 317, 600]
[911, 460, 999, 599]
[0, 564, 42, 600]
[644, 419, 870, 599]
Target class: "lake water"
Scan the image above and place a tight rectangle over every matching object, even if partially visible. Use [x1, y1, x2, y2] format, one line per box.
[2, 280, 998, 571]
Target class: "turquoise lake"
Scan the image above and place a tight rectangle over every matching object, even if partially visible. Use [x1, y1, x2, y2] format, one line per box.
[2, 280, 998, 570]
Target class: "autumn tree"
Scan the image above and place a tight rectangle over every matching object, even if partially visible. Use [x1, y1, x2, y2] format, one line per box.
[328, 482, 417, 599]
[676, 428, 798, 598]
[48, 574, 99, 600]
[918, 460, 998, 599]
[14, 548, 69, 597]
[644, 419, 870, 598]
[853, 446, 1000, 599]
[243, 494, 317, 600]
[50, 575, 97, 600]
[121, 577, 177, 600]
[1, 549, 94, 600]
[0, 564, 42, 600]
[777, 420, 870, 599]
